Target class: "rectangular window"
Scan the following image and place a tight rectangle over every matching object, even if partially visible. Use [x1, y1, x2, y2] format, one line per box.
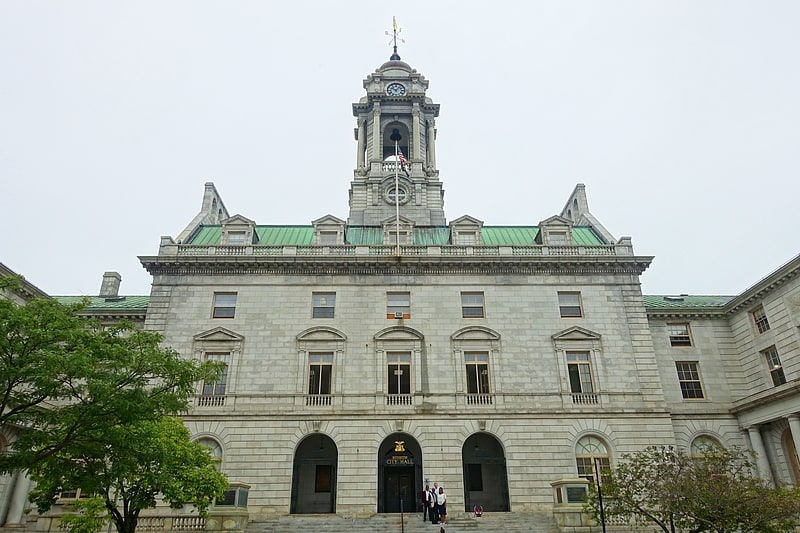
[315, 465, 332, 493]
[456, 232, 477, 245]
[319, 231, 338, 245]
[387, 292, 411, 319]
[763, 346, 786, 386]
[227, 231, 247, 245]
[212, 292, 237, 318]
[465, 351, 490, 394]
[202, 352, 230, 397]
[566, 351, 593, 393]
[558, 292, 583, 318]
[668, 323, 693, 347]
[308, 352, 333, 395]
[676, 362, 705, 399]
[548, 231, 567, 246]
[467, 464, 483, 491]
[387, 231, 410, 245]
[312, 292, 336, 318]
[387, 352, 411, 395]
[752, 305, 770, 334]
[461, 291, 485, 318]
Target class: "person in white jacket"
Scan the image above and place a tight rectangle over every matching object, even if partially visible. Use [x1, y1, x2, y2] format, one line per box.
[436, 486, 447, 525]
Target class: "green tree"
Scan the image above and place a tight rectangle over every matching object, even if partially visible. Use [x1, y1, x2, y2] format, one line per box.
[28, 416, 228, 533]
[586, 445, 800, 533]
[0, 293, 218, 473]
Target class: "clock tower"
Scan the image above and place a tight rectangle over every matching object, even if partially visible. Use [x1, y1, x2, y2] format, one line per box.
[348, 49, 444, 227]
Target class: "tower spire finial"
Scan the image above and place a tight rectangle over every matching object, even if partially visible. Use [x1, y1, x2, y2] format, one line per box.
[385, 16, 404, 60]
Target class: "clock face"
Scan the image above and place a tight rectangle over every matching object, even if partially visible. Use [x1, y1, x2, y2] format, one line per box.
[386, 83, 406, 96]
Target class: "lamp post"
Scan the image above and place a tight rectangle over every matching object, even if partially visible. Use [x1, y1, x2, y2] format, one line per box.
[594, 457, 607, 533]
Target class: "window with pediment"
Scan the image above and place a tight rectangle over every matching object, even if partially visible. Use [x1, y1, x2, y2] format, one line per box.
[193, 327, 244, 407]
[553, 327, 603, 405]
[375, 326, 424, 406]
[297, 327, 346, 406]
[452, 326, 500, 406]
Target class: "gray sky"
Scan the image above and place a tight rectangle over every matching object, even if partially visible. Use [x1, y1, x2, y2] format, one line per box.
[1, 1, 798, 297]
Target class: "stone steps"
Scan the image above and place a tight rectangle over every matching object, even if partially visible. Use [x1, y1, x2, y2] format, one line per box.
[247, 511, 561, 533]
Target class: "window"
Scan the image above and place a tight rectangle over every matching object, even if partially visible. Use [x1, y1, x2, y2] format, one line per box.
[763, 346, 786, 386]
[752, 305, 770, 334]
[319, 231, 338, 245]
[575, 436, 610, 485]
[566, 351, 593, 394]
[461, 291, 485, 318]
[196, 437, 223, 470]
[212, 292, 237, 318]
[558, 292, 583, 318]
[387, 230, 410, 245]
[387, 292, 410, 319]
[315, 465, 332, 493]
[465, 351, 490, 394]
[312, 292, 336, 318]
[668, 323, 693, 347]
[200, 352, 230, 405]
[227, 231, 247, 245]
[676, 362, 705, 399]
[548, 231, 567, 246]
[456, 231, 477, 245]
[308, 352, 333, 396]
[387, 352, 411, 395]
[690, 435, 721, 457]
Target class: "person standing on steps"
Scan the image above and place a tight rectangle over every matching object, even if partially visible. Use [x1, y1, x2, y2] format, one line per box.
[436, 486, 447, 525]
[429, 484, 439, 524]
[420, 484, 431, 522]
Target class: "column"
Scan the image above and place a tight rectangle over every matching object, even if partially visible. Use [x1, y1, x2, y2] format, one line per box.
[412, 104, 421, 164]
[786, 415, 800, 469]
[356, 119, 366, 168]
[426, 119, 437, 170]
[3, 471, 31, 527]
[747, 426, 774, 484]
[371, 106, 381, 163]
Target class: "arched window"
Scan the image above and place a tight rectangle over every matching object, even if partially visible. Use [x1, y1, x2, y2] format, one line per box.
[690, 435, 721, 457]
[196, 437, 223, 469]
[575, 435, 610, 484]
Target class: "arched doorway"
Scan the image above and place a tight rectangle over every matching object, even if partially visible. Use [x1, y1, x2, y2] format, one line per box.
[378, 433, 422, 513]
[291, 434, 337, 514]
[462, 433, 509, 512]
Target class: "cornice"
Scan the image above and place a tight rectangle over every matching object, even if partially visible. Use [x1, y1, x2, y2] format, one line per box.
[139, 254, 653, 278]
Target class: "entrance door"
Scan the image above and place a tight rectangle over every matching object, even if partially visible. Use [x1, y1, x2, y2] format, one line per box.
[384, 467, 415, 513]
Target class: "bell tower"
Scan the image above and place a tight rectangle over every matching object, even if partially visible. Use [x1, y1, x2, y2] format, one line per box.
[348, 37, 444, 227]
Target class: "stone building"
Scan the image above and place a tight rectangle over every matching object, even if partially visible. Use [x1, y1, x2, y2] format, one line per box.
[134, 50, 800, 520]
[2, 48, 800, 529]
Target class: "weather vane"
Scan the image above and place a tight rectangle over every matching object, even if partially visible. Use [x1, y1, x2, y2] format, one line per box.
[385, 16, 404, 60]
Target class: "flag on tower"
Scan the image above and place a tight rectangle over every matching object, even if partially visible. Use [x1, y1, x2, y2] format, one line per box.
[397, 148, 410, 177]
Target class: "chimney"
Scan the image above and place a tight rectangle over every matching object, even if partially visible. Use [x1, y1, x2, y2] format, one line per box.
[99, 272, 122, 298]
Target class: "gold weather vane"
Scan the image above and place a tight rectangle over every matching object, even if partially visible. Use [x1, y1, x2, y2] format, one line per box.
[385, 16, 405, 60]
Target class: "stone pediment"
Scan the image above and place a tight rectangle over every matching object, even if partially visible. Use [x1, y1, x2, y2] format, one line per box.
[380, 215, 415, 227]
[221, 214, 256, 226]
[450, 215, 484, 227]
[551, 326, 601, 341]
[297, 326, 347, 342]
[194, 327, 244, 342]
[374, 326, 424, 341]
[451, 326, 500, 341]
[312, 215, 346, 226]
[538, 215, 574, 227]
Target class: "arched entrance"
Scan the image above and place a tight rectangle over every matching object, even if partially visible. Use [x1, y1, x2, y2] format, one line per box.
[290, 434, 337, 514]
[462, 433, 510, 512]
[378, 433, 422, 513]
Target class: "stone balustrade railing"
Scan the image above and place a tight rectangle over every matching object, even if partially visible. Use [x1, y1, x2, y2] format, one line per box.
[163, 243, 633, 257]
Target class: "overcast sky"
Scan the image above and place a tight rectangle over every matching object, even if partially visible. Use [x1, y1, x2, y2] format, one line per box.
[1, 1, 798, 297]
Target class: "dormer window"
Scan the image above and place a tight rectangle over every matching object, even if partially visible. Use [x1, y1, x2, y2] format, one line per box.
[319, 231, 338, 245]
[312, 215, 346, 246]
[227, 231, 247, 245]
[455, 231, 477, 245]
[548, 231, 567, 246]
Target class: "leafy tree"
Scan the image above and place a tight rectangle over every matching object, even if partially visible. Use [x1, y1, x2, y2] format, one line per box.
[0, 293, 219, 473]
[28, 416, 228, 533]
[586, 445, 800, 533]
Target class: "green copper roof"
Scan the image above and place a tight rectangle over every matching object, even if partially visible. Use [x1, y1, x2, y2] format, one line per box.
[642, 295, 735, 309]
[54, 296, 150, 311]
[187, 225, 605, 246]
